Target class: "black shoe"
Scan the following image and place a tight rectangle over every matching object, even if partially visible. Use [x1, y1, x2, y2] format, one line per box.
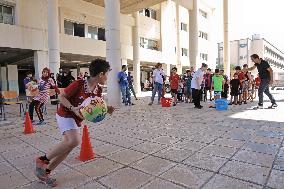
[244, 101, 247, 104]
[194, 106, 202, 109]
[271, 102, 278, 108]
[228, 103, 233, 105]
[173, 103, 176, 106]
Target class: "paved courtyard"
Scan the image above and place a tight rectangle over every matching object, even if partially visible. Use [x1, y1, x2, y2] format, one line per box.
[1, 91, 284, 189]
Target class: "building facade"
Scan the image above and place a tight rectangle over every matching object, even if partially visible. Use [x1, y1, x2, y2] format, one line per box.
[0, 0, 215, 97]
[218, 34, 284, 83]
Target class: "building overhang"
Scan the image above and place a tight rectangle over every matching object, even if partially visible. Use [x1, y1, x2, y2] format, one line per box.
[83, 0, 166, 14]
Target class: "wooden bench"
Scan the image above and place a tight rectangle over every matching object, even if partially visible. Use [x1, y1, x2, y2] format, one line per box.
[1, 91, 24, 120]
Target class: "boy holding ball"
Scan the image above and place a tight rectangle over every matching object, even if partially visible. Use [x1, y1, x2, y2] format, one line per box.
[34, 59, 114, 187]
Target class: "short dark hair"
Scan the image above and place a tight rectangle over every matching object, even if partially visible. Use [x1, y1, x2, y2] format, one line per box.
[243, 64, 248, 68]
[207, 68, 211, 71]
[172, 67, 177, 71]
[89, 59, 110, 77]
[122, 65, 127, 70]
[215, 69, 220, 73]
[26, 71, 32, 75]
[201, 63, 208, 68]
[251, 54, 259, 59]
[186, 70, 191, 73]
[235, 66, 241, 70]
[220, 69, 224, 72]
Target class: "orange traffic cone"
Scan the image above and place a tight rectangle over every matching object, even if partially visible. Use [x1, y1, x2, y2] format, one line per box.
[24, 112, 35, 134]
[76, 125, 95, 161]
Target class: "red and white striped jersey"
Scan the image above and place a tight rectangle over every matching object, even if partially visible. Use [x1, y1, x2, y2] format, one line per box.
[33, 78, 56, 104]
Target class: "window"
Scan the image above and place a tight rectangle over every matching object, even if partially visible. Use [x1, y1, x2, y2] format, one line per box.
[199, 9, 207, 18]
[181, 48, 188, 56]
[139, 8, 157, 20]
[88, 26, 98, 39]
[64, 20, 73, 35]
[199, 31, 208, 40]
[140, 37, 158, 50]
[0, 4, 14, 24]
[200, 53, 208, 61]
[98, 27, 106, 41]
[181, 23, 187, 32]
[64, 20, 85, 37]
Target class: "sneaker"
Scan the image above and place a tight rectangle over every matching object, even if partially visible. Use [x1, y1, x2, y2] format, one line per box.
[228, 103, 233, 105]
[35, 157, 49, 172]
[36, 169, 57, 188]
[148, 102, 153, 106]
[194, 106, 203, 109]
[253, 105, 263, 110]
[173, 102, 176, 106]
[244, 101, 247, 104]
[271, 102, 278, 108]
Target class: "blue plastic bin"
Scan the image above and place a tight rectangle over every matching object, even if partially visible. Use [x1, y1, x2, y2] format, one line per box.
[215, 99, 228, 111]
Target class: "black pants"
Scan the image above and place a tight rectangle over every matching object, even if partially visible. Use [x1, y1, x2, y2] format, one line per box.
[192, 88, 202, 107]
[29, 99, 44, 121]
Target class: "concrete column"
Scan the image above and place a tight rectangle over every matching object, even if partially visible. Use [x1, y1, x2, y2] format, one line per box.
[7, 65, 19, 93]
[132, 12, 141, 95]
[175, 0, 182, 74]
[223, 0, 230, 77]
[34, 51, 49, 79]
[188, 0, 199, 70]
[47, 0, 60, 76]
[105, 0, 122, 106]
[15, 0, 21, 25]
[162, 64, 171, 78]
[1, 67, 7, 91]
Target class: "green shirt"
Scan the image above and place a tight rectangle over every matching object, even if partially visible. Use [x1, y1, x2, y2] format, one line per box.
[212, 75, 224, 92]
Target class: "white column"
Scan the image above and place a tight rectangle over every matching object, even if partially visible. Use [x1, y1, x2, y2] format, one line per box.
[188, 0, 199, 70]
[133, 12, 141, 95]
[105, 0, 122, 106]
[47, 0, 60, 76]
[34, 51, 49, 79]
[7, 65, 19, 93]
[223, 0, 230, 77]
[175, 0, 182, 74]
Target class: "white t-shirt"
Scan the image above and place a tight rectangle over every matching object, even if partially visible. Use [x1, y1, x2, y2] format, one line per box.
[191, 68, 204, 89]
[152, 69, 165, 84]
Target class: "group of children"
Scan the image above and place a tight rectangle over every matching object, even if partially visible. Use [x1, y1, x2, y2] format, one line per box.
[168, 65, 261, 106]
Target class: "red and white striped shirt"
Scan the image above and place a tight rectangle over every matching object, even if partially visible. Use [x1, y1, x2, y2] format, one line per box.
[33, 78, 58, 104]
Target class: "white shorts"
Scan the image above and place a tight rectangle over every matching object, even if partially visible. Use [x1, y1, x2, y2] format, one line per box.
[56, 114, 78, 135]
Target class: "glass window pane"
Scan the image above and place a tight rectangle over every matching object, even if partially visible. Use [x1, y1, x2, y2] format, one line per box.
[88, 26, 98, 39]
[98, 27, 105, 41]
[3, 6, 12, 14]
[64, 20, 73, 35]
[0, 15, 3, 23]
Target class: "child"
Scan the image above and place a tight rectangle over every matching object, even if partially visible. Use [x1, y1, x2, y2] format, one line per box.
[204, 68, 213, 101]
[177, 79, 184, 102]
[29, 68, 60, 125]
[183, 70, 192, 103]
[229, 74, 241, 105]
[211, 69, 225, 100]
[34, 59, 114, 187]
[169, 67, 179, 106]
[235, 66, 245, 105]
[247, 73, 254, 102]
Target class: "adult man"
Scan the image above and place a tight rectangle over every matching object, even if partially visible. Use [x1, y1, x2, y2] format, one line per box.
[118, 65, 132, 106]
[191, 63, 208, 109]
[248, 54, 277, 109]
[149, 63, 165, 105]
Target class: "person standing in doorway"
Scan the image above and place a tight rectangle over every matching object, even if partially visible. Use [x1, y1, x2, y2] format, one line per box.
[191, 63, 208, 109]
[118, 65, 132, 106]
[149, 63, 165, 105]
[127, 72, 138, 100]
[248, 54, 277, 109]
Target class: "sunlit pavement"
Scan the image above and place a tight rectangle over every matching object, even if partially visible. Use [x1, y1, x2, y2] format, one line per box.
[0, 91, 284, 189]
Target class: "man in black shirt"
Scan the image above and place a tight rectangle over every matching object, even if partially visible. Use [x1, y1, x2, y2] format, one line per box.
[247, 54, 277, 108]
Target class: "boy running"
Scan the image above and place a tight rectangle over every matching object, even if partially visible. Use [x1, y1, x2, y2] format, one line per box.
[34, 59, 114, 187]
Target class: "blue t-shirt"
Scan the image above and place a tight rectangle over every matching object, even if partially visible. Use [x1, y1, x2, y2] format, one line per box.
[118, 71, 128, 87]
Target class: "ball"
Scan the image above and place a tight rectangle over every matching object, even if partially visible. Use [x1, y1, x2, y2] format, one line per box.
[80, 96, 107, 123]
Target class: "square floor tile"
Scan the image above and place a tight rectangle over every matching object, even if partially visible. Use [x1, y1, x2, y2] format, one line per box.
[108, 149, 147, 165]
[99, 167, 152, 189]
[219, 160, 270, 185]
[153, 146, 194, 162]
[203, 174, 262, 189]
[0, 171, 29, 189]
[140, 178, 186, 189]
[160, 164, 213, 188]
[183, 152, 228, 172]
[267, 169, 284, 189]
[130, 156, 176, 176]
[75, 157, 123, 178]
[242, 142, 279, 155]
[212, 138, 246, 148]
[130, 141, 167, 154]
[198, 144, 238, 158]
[232, 150, 275, 167]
